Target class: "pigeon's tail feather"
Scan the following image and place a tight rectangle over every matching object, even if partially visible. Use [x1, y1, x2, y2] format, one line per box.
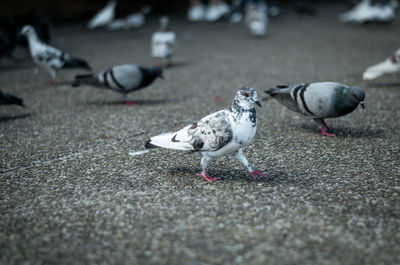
[0, 92, 24, 107]
[64, 58, 92, 71]
[264, 88, 278, 96]
[144, 139, 159, 149]
[146, 132, 194, 151]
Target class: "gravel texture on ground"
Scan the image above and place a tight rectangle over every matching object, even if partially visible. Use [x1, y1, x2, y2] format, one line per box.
[1, 3, 399, 265]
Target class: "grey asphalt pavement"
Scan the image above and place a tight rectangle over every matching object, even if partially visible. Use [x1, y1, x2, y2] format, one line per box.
[1, 3, 400, 265]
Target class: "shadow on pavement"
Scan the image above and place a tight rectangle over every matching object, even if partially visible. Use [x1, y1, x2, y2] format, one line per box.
[83, 99, 169, 105]
[0, 113, 32, 123]
[295, 123, 385, 138]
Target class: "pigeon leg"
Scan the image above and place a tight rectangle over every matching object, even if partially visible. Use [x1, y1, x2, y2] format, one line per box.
[314, 118, 335, 136]
[47, 69, 56, 85]
[233, 148, 266, 179]
[122, 94, 137, 105]
[321, 119, 330, 131]
[196, 156, 221, 182]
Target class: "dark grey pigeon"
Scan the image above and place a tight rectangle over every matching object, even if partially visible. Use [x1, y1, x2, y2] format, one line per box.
[21, 25, 91, 85]
[0, 19, 18, 62]
[0, 89, 24, 106]
[265, 82, 365, 137]
[145, 86, 265, 182]
[73, 64, 163, 104]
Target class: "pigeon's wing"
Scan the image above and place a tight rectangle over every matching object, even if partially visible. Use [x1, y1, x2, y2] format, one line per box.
[99, 64, 142, 92]
[88, 1, 116, 29]
[146, 110, 233, 152]
[363, 53, 400, 80]
[35, 43, 66, 68]
[265, 85, 301, 112]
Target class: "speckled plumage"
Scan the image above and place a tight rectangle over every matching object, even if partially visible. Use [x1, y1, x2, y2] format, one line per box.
[145, 87, 265, 181]
[21, 25, 91, 82]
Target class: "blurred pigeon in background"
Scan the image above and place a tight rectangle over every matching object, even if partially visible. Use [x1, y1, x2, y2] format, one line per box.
[339, 0, 398, 23]
[0, 89, 24, 106]
[145, 86, 266, 182]
[21, 25, 91, 84]
[106, 5, 151, 30]
[245, 2, 268, 36]
[363, 48, 400, 80]
[265, 82, 365, 137]
[0, 18, 18, 62]
[151, 16, 176, 67]
[88, 1, 117, 29]
[73, 64, 163, 104]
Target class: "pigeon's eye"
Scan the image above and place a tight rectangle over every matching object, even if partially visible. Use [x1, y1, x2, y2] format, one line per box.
[242, 92, 249, 97]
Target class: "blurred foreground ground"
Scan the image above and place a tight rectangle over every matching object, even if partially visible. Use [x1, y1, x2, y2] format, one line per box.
[1, 3, 400, 265]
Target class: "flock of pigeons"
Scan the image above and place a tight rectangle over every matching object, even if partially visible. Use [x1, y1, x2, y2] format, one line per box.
[0, 1, 399, 182]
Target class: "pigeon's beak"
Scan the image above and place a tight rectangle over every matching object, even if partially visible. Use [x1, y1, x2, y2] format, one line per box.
[255, 100, 262, 107]
[360, 101, 365, 109]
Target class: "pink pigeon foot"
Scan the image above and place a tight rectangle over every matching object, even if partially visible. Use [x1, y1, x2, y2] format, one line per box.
[320, 127, 336, 137]
[47, 79, 55, 85]
[125, 100, 138, 105]
[321, 119, 330, 131]
[247, 169, 266, 180]
[196, 171, 221, 182]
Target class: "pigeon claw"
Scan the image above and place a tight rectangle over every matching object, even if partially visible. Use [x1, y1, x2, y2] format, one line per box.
[196, 172, 221, 182]
[320, 128, 336, 137]
[248, 169, 266, 180]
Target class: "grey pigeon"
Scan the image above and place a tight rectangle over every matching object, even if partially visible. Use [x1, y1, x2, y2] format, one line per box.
[21, 25, 91, 84]
[73, 64, 163, 104]
[0, 89, 24, 106]
[265, 82, 365, 137]
[145, 86, 265, 182]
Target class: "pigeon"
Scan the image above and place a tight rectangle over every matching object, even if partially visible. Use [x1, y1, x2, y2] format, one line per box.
[21, 25, 91, 84]
[363, 48, 400, 80]
[244, 2, 268, 37]
[151, 17, 176, 67]
[145, 86, 265, 182]
[339, 0, 398, 23]
[106, 5, 151, 30]
[88, 1, 117, 29]
[0, 89, 24, 106]
[73, 64, 163, 104]
[265, 82, 365, 137]
[0, 18, 18, 62]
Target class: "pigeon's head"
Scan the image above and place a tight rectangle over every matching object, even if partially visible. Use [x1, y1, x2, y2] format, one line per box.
[160, 16, 169, 31]
[234, 86, 262, 109]
[21, 25, 36, 37]
[337, 86, 365, 113]
[348, 86, 365, 109]
[151, 66, 164, 79]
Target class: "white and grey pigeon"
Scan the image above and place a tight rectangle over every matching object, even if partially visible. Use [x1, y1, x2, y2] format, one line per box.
[265, 82, 365, 137]
[363, 48, 400, 80]
[245, 2, 268, 37]
[106, 6, 151, 30]
[151, 16, 176, 67]
[0, 89, 24, 107]
[73, 64, 163, 104]
[145, 87, 265, 182]
[21, 25, 91, 84]
[339, 0, 398, 23]
[88, 1, 117, 29]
